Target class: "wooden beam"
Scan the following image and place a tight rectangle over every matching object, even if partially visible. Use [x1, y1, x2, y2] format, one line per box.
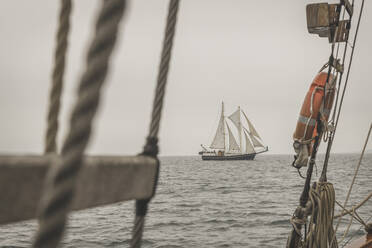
[0, 155, 157, 225]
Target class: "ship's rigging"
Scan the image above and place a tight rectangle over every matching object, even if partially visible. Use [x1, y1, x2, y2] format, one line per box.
[201, 102, 268, 160]
[287, 0, 370, 247]
[0, 0, 370, 248]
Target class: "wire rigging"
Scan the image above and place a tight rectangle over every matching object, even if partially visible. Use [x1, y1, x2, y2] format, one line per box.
[321, 0, 366, 182]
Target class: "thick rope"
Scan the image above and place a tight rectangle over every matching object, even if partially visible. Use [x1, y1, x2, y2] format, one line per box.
[32, 1, 127, 247]
[331, 122, 372, 246]
[149, 0, 179, 139]
[130, 1, 180, 248]
[45, 0, 72, 154]
[306, 182, 338, 248]
[130, 199, 149, 248]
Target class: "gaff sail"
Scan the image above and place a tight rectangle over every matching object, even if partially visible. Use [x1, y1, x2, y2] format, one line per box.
[226, 122, 240, 152]
[244, 127, 264, 148]
[243, 129, 255, 154]
[242, 111, 262, 140]
[210, 102, 225, 149]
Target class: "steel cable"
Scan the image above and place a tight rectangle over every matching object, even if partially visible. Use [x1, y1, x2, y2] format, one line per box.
[321, 0, 365, 182]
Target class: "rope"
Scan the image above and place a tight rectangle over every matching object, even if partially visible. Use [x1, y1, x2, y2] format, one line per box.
[149, 0, 180, 139]
[331, 122, 372, 246]
[321, 0, 342, 111]
[130, 199, 149, 248]
[338, 206, 355, 245]
[305, 182, 338, 248]
[335, 201, 366, 226]
[321, 0, 365, 182]
[321, 74, 337, 143]
[333, 0, 364, 137]
[341, 215, 372, 248]
[45, 0, 72, 154]
[288, 1, 363, 246]
[32, 1, 127, 247]
[287, 116, 324, 248]
[334, 192, 372, 219]
[130, 1, 180, 248]
[326, 5, 346, 124]
[290, 212, 307, 237]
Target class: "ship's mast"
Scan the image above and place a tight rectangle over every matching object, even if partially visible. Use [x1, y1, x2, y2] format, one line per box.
[222, 101, 226, 151]
[238, 106, 242, 154]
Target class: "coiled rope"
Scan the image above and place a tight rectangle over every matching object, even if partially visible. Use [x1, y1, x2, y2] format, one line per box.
[287, 122, 323, 248]
[45, 0, 72, 154]
[32, 1, 127, 247]
[306, 182, 338, 248]
[130, 1, 180, 247]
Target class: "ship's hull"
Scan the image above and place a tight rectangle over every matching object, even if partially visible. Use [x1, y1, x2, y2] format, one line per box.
[201, 153, 256, 161]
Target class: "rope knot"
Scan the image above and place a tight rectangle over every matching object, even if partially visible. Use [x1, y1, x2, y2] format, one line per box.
[290, 206, 308, 236]
[290, 216, 307, 237]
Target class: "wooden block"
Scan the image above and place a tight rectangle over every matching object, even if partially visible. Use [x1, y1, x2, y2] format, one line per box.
[306, 3, 342, 40]
[306, 3, 330, 34]
[0, 155, 158, 225]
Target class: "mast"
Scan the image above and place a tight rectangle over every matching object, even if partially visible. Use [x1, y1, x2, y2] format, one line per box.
[222, 101, 226, 151]
[238, 106, 242, 154]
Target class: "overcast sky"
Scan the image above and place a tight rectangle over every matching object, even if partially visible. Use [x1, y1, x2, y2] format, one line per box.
[0, 0, 371, 156]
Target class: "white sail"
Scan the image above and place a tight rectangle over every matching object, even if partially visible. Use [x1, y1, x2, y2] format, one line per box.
[226, 122, 240, 152]
[228, 108, 242, 153]
[242, 111, 262, 140]
[228, 109, 240, 130]
[245, 127, 264, 148]
[210, 102, 225, 149]
[243, 129, 255, 154]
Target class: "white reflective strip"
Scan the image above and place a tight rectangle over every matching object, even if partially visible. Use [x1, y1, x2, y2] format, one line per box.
[298, 115, 316, 126]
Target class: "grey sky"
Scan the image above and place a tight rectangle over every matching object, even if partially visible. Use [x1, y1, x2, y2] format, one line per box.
[0, 1, 371, 156]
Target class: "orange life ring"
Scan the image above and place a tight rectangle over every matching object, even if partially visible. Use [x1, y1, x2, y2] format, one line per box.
[293, 72, 336, 150]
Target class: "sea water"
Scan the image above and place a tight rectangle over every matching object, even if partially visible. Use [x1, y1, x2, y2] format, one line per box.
[1, 154, 371, 247]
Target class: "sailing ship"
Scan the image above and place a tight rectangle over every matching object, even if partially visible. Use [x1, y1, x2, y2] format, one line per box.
[200, 102, 268, 160]
[1, 1, 371, 248]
